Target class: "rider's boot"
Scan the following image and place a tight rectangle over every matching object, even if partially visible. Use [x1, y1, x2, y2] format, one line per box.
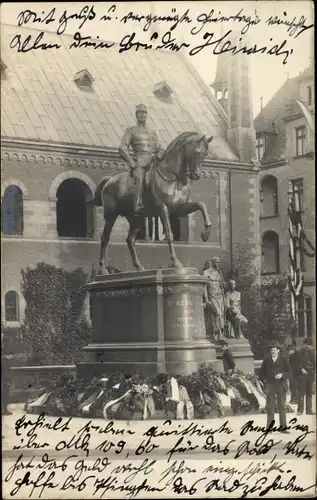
[132, 194, 143, 215]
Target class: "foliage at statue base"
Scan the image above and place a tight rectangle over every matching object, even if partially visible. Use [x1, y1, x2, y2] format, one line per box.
[24, 364, 294, 420]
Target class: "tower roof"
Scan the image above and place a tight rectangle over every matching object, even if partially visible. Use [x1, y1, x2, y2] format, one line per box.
[211, 53, 229, 92]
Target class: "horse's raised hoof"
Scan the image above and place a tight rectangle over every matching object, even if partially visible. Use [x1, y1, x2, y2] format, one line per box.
[201, 225, 211, 243]
[171, 259, 183, 269]
[99, 263, 109, 275]
[135, 264, 145, 272]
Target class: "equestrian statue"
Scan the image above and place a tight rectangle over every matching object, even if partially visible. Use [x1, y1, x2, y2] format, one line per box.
[94, 104, 213, 273]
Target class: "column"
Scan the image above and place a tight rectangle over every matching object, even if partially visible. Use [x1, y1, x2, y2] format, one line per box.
[144, 217, 151, 241]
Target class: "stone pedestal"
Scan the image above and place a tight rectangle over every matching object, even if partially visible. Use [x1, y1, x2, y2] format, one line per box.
[215, 339, 254, 374]
[78, 268, 217, 377]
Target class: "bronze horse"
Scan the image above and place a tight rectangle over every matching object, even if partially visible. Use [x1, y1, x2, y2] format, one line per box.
[94, 131, 213, 273]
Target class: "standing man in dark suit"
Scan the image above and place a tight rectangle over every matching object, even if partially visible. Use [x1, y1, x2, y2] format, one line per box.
[287, 344, 299, 404]
[296, 338, 315, 415]
[220, 340, 235, 374]
[259, 341, 291, 432]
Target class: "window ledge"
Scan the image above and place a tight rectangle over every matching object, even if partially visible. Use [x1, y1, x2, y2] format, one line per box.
[261, 271, 280, 276]
[1, 234, 24, 238]
[260, 214, 279, 220]
[3, 321, 21, 328]
[293, 152, 314, 160]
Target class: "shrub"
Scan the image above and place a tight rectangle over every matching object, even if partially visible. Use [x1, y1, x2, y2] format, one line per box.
[18, 263, 91, 365]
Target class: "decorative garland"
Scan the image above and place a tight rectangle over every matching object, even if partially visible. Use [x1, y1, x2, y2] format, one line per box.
[302, 230, 316, 257]
[25, 365, 293, 420]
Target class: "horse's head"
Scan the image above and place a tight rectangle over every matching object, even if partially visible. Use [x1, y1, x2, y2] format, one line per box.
[161, 132, 213, 182]
[185, 134, 213, 181]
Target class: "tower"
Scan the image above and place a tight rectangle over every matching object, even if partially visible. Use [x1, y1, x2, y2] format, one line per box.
[227, 33, 256, 163]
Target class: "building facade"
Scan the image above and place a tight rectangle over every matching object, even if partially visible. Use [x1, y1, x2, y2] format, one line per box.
[254, 64, 315, 341]
[1, 25, 261, 332]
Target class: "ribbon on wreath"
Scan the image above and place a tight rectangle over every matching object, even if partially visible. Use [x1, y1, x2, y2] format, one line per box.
[166, 377, 194, 419]
[239, 376, 266, 411]
[199, 391, 205, 405]
[102, 389, 132, 419]
[81, 389, 105, 415]
[215, 375, 228, 393]
[166, 377, 180, 402]
[142, 394, 156, 420]
[177, 385, 194, 420]
[79, 378, 109, 416]
[26, 391, 52, 412]
[215, 391, 232, 412]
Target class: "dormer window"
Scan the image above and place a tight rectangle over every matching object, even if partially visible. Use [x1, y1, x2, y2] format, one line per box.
[1, 59, 7, 75]
[256, 133, 265, 162]
[153, 81, 173, 98]
[74, 69, 94, 89]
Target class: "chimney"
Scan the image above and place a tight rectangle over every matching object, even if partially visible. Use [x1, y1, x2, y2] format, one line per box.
[227, 32, 256, 162]
[260, 97, 263, 111]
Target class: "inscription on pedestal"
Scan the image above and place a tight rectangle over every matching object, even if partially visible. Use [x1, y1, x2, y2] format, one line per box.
[166, 294, 204, 337]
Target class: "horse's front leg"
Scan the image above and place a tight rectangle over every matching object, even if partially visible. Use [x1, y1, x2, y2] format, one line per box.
[160, 205, 182, 268]
[99, 215, 117, 274]
[176, 201, 211, 243]
[126, 215, 145, 271]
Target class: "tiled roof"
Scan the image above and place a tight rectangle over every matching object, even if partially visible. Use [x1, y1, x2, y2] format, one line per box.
[1, 24, 238, 162]
[254, 77, 301, 162]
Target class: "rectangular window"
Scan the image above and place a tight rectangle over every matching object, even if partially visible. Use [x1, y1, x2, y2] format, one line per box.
[261, 233, 279, 274]
[290, 178, 304, 212]
[256, 135, 265, 162]
[297, 296, 312, 338]
[295, 126, 306, 156]
[294, 238, 305, 271]
[260, 177, 278, 218]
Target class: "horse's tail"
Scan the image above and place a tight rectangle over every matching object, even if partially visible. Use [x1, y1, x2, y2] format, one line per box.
[94, 177, 110, 206]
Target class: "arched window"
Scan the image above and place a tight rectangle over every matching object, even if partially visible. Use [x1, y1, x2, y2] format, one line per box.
[297, 294, 312, 338]
[262, 231, 279, 274]
[56, 179, 94, 237]
[1, 185, 24, 235]
[260, 175, 278, 218]
[5, 291, 19, 322]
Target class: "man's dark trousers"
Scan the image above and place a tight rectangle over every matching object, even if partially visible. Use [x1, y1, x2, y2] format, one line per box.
[298, 372, 314, 414]
[266, 382, 287, 428]
[290, 375, 298, 403]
